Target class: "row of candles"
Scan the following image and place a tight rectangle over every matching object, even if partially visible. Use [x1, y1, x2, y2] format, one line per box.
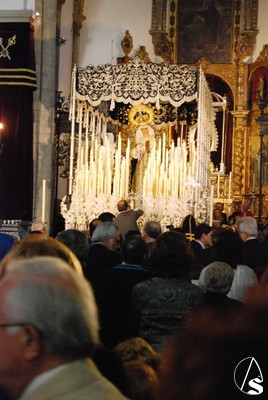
[73, 127, 199, 200]
[142, 133, 196, 198]
[75, 133, 130, 198]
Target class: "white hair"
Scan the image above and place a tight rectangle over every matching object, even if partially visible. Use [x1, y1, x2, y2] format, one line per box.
[1, 256, 100, 357]
[203, 261, 234, 294]
[236, 216, 258, 237]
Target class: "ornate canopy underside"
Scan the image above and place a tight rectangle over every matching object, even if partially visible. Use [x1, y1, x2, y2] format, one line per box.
[75, 57, 197, 109]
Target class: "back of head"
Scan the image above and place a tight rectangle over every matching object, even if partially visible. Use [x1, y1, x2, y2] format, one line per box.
[92, 221, 118, 243]
[56, 229, 88, 265]
[0, 235, 83, 275]
[212, 229, 243, 268]
[98, 212, 115, 223]
[31, 221, 46, 234]
[204, 261, 234, 294]
[157, 308, 268, 400]
[89, 218, 103, 237]
[236, 216, 258, 237]
[121, 235, 147, 264]
[0, 256, 100, 358]
[117, 200, 128, 212]
[143, 220, 162, 240]
[194, 223, 213, 240]
[151, 231, 194, 278]
[114, 337, 161, 371]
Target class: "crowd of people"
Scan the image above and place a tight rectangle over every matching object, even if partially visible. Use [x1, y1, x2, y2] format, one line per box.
[0, 198, 268, 400]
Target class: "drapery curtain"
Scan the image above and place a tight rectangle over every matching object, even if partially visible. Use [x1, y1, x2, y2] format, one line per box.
[0, 22, 36, 220]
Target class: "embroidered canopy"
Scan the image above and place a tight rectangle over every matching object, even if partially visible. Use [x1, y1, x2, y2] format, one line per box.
[75, 57, 197, 109]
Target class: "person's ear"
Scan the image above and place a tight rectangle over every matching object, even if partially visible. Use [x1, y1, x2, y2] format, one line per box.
[22, 324, 44, 360]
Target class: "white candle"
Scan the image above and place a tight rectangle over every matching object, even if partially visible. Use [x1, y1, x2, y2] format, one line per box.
[217, 174, 220, 199]
[41, 179, 46, 223]
[209, 184, 214, 226]
[228, 171, 232, 199]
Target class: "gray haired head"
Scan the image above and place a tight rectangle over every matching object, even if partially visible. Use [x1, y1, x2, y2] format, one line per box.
[204, 261, 234, 294]
[0, 256, 100, 358]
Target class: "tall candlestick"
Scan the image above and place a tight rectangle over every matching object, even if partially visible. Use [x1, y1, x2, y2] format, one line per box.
[217, 174, 220, 199]
[41, 179, 46, 223]
[209, 184, 214, 226]
[69, 67, 76, 195]
[228, 171, 232, 199]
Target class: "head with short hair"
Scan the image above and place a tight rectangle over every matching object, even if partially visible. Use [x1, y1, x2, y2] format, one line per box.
[98, 212, 115, 223]
[0, 256, 100, 358]
[117, 200, 129, 212]
[212, 229, 244, 268]
[150, 231, 194, 278]
[91, 222, 121, 250]
[92, 222, 119, 242]
[121, 235, 147, 264]
[143, 221, 162, 241]
[89, 218, 103, 237]
[0, 235, 83, 275]
[194, 223, 213, 240]
[236, 216, 258, 239]
[204, 261, 234, 294]
[56, 229, 88, 266]
[114, 337, 161, 371]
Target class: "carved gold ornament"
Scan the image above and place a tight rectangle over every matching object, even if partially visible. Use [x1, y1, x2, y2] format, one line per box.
[128, 104, 155, 127]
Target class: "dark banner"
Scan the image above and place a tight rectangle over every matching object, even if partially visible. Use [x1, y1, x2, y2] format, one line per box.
[0, 22, 35, 220]
[0, 22, 37, 89]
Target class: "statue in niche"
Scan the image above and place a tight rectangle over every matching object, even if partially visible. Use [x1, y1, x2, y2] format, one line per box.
[256, 75, 267, 105]
[127, 104, 156, 194]
[130, 125, 155, 195]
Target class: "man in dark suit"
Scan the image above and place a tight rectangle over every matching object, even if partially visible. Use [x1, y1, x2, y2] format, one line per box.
[97, 234, 151, 348]
[84, 222, 122, 285]
[191, 223, 214, 274]
[236, 216, 268, 279]
[215, 202, 228, 225]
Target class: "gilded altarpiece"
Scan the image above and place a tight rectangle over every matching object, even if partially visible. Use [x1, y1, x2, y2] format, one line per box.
[151, 0, 268, 218]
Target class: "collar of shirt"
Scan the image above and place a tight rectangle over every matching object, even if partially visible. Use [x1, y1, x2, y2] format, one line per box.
[196, 240, 206, 249]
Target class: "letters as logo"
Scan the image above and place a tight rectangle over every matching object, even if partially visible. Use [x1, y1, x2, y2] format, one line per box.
[234, 357, 263, 395]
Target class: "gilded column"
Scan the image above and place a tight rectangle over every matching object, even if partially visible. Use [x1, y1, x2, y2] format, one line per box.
[230, 110, 249, 199]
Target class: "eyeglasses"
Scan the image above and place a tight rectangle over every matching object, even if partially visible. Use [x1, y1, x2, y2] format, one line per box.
[0, 323, 27, 328]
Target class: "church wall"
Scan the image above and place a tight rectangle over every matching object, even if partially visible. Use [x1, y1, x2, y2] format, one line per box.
[58, 0, 163, 98]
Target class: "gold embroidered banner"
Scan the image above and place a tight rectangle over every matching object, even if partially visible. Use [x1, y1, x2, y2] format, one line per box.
[0, 22, 37, 89]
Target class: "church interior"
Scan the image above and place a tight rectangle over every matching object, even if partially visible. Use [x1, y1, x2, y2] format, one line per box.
[1, 0, 268, 236]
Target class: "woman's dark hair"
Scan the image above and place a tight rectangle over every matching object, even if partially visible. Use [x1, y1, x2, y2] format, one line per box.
[150, 231, 194, 279]
[212, 229, 244, 268]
